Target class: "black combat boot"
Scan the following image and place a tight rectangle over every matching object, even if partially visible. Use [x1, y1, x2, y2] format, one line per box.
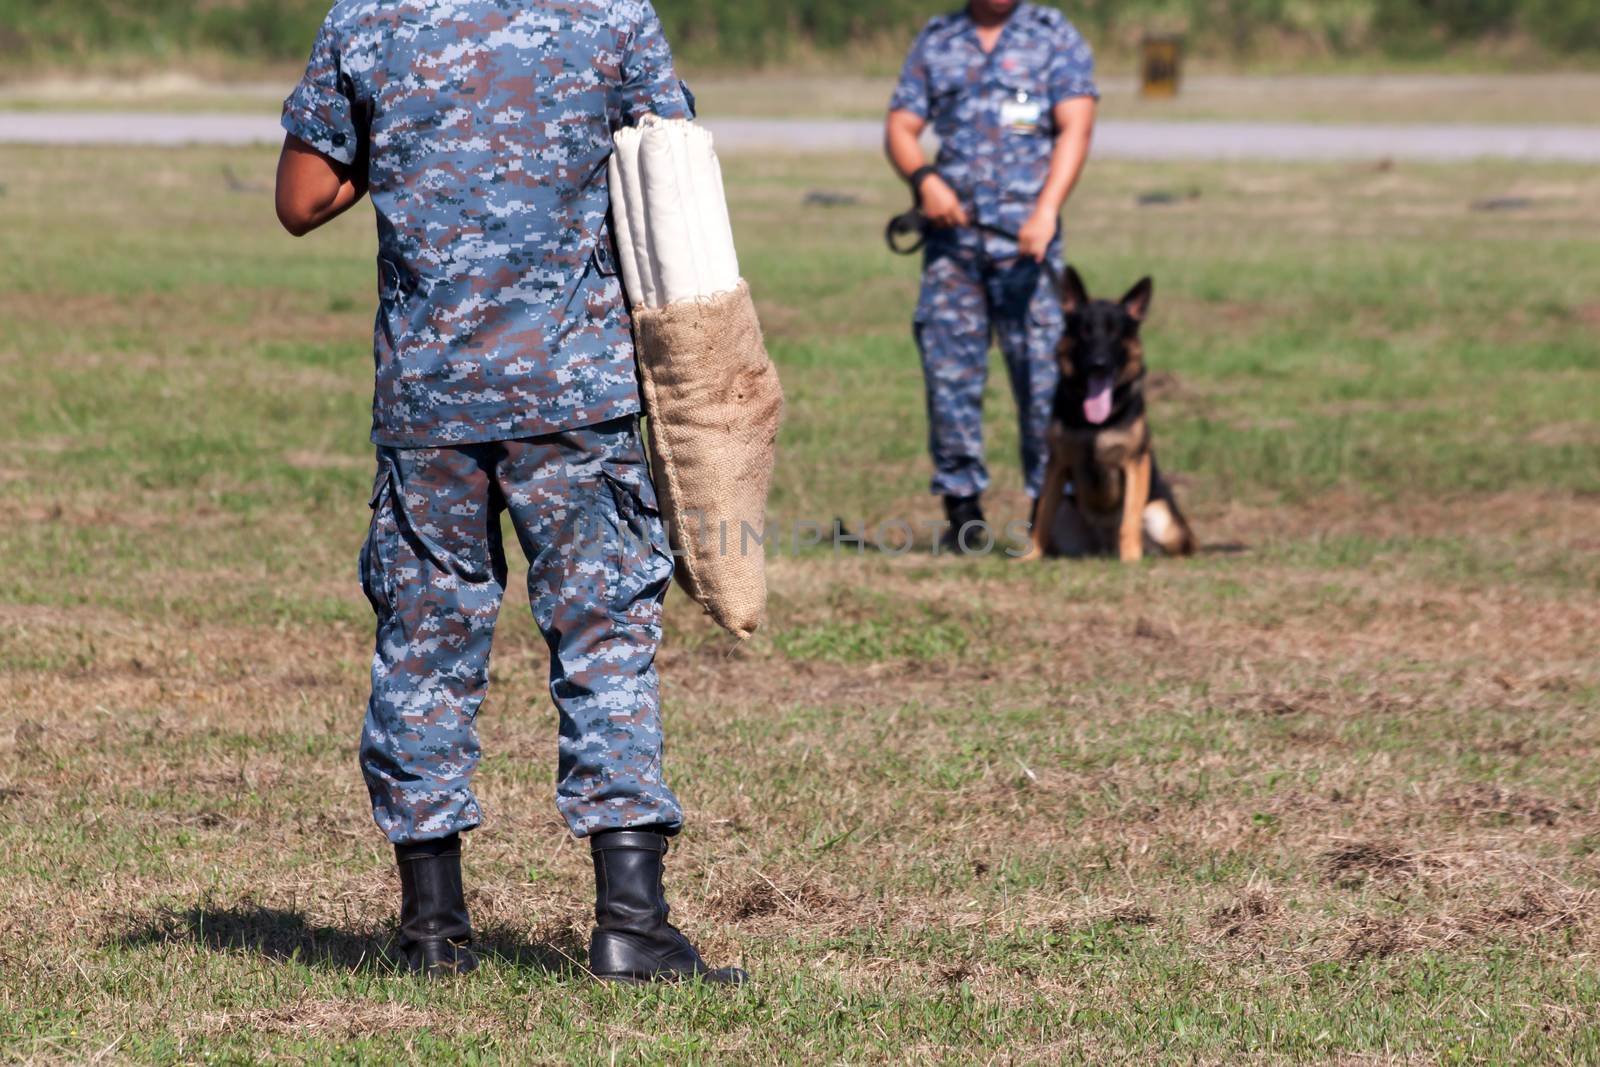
[939, 494, 987, 555]
[395, 834, 479, 978]
[588, 830, 747, 986]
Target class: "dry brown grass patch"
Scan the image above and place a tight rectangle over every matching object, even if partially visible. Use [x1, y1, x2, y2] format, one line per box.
[712, 876, 851, 925]
[1525, 421, 1600, 447]
[195, 1001, 446, 1039]
[1209, 889, 1283, 939]
[1340, 915, 1414, 961]
[1041, 901, 1164, 937]
[1323, 841, 1424, 887]
[1467, 888, 1592, 938]
[1442, 785, 1564, 829]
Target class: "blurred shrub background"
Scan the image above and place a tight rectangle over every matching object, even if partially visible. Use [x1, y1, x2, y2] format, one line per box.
[0, 0, 1595, 69]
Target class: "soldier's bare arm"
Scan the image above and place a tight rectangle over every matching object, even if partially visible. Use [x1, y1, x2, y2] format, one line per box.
[275, 134, 367, 237]
[886, 109, 969, 228]
[1016, 96, 1097, 261]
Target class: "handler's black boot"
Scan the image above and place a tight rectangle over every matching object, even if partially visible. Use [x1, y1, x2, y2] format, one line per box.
[395, 834, 479, 978]
[589, 830, 748, 986]
[939, 494, 986, 555]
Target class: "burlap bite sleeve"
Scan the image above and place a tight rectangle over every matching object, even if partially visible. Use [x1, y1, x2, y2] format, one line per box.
[632, 281, 783, 639]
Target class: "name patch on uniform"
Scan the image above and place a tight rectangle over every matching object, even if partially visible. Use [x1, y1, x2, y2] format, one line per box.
[999, 92, 1043, 134]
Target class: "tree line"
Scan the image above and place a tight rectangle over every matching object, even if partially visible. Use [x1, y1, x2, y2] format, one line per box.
[662, 0, 1600, 62]
[0, 0, 1595, 66]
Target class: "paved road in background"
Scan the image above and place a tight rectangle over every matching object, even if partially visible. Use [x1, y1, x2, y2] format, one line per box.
[2, 112, 1597, 162]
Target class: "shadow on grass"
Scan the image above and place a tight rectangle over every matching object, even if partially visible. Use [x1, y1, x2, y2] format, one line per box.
[113, 905, 585, 976]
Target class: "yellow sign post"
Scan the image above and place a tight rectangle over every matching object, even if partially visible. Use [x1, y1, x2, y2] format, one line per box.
[1140, 34, 1184, 99]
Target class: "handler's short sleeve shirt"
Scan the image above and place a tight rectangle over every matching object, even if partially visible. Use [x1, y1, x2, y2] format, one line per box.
[283, 0, 690, 447]
[890, 3, 1097, 234]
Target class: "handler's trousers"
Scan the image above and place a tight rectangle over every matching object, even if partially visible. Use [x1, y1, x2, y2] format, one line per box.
[358, 416, 682, 845]
[914, 230, 1064, 500]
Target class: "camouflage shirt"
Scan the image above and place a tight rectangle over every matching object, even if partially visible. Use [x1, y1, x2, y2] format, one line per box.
[890, 3, 1098, 234]
[283, 0, 690, 447]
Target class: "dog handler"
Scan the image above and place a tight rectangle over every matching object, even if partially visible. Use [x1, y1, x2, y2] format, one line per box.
[885, 0, 1098, 551]
[275, 0, 743, 985]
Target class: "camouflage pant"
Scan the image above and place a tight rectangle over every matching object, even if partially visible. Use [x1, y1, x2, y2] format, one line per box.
[358, 416, 682, 844]
[914, 230, 1064, 499]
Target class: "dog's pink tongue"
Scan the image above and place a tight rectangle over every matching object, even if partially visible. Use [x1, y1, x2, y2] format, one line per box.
[1084, 375, 1114, 425]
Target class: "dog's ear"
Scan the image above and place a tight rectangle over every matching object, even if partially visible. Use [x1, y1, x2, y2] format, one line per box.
[1120, 277, 1154, 322]
[1062, 266, 1090, 314]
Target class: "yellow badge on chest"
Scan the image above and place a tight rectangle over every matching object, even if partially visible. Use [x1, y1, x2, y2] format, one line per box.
[999, 90, 1043, 134]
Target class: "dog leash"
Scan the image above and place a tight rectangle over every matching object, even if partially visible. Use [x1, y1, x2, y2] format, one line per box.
[886, 207, 1025, 255]
[885, 206, 1065, 295]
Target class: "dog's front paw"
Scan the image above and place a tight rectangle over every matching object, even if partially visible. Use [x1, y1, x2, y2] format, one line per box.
[1016, 546, 1046, 562]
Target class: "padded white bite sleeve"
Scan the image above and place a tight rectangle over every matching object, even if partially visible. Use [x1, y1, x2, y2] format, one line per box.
[608, 145, 642, 308]
[686, 124, 741, 294]
[611, 127, 658, 309]
[638, 126, 699, 306]
[663, 122, 713, 301]
[613, 116, 744, 308]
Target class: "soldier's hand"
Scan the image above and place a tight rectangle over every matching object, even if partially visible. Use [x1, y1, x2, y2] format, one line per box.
[920, 175, 969, 229]
[1017, 208, 1058, 263]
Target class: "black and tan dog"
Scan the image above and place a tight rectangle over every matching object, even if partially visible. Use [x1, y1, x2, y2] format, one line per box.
[1023, 268, 1196, 563]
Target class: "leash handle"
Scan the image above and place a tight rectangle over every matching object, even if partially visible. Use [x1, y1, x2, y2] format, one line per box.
[884, 214, 1067, 299]
[884, 165, 942, 255]
[885, 209, 929, 256]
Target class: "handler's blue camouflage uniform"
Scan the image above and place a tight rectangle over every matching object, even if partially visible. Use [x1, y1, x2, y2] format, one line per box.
[283, 0, 689, 843]
[890, 3, 1098, 499]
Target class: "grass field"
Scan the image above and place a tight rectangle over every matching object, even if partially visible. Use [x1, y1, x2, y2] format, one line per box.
[689, 72, 1600, 126]
[6, 71, 1600, 127]
[2, 142, 1599, 1063]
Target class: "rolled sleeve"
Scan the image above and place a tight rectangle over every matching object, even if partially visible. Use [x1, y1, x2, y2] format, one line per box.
[1049, 28, 1100, 103]
[281, 17, 360, 164]
[889, 30, 932, 117]
[619, 1, 690, 124]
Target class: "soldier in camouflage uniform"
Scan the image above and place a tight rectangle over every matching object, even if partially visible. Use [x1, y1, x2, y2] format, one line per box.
[276, 0, 744, 985]
[885, 0, 1098, 551]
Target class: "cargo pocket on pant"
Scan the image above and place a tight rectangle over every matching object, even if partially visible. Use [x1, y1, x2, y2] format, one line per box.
[359, 460, 399, 618]
[599, 469, 674, 629]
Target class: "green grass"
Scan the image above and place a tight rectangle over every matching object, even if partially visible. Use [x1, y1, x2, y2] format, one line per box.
[1, 145, 1598, 1063]
[9, 68, 1600, 129]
